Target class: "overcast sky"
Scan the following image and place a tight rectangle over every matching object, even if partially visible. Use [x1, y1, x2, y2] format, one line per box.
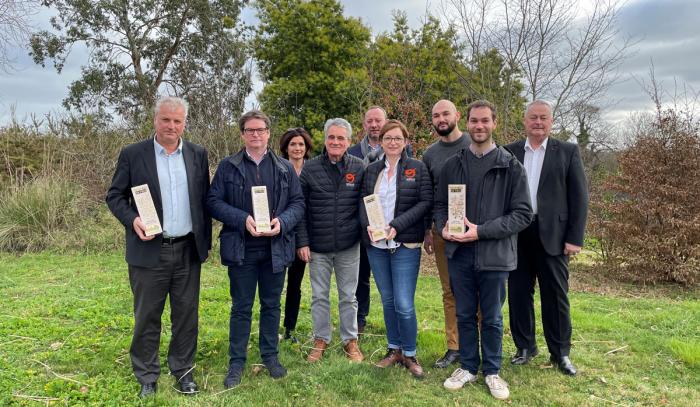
[1, 0, 698, 127]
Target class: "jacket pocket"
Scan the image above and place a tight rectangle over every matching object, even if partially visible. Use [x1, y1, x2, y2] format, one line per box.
[219, 231, 241, 265]
[559, 213, 568, 222]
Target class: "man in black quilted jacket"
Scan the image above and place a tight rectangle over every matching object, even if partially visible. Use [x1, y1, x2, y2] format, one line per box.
[296, 118, 366, 363]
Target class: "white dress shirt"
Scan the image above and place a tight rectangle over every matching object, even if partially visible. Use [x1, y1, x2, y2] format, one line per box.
[523, 137, 548, 214]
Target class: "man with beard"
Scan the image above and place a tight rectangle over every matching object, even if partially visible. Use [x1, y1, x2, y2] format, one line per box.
[421, 99, 470, 368]
[436, 100, 531, 399]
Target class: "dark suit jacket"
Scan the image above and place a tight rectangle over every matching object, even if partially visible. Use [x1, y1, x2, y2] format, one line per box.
[106, 138, 212, 267]
[506, 138, 588, 256]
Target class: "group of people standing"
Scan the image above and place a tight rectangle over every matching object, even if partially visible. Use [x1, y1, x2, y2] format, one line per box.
[106, 95, 588, 400]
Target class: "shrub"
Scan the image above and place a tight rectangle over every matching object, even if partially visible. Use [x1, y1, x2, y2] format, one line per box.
[0, 177, 83, 252]
[590, 109, 700, 285]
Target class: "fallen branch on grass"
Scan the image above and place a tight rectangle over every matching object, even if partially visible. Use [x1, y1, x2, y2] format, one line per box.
[604, 345, 629, 356]
[31, 359, 89, 387]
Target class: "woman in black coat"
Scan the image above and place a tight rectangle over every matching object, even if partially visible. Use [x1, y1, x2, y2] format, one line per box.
[359, 120, 433, 378]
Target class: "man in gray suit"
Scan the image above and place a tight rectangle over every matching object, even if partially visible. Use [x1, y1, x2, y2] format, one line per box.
[106, 96, 211, 397]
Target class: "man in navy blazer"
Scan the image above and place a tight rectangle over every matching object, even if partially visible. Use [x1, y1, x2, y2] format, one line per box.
[106, 96, 211, 397]
[506, 100, 588, 376]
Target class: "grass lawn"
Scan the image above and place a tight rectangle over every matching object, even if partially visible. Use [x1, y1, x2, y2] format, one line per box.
[1, 252, 699, 406]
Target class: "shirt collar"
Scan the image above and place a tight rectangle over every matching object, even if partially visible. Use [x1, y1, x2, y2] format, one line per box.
[154, 136, 183, 156]
[245, 148, 268, 164]
[525, 137, 548, 152]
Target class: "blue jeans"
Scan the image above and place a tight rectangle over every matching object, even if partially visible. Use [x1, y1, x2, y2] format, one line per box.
[366, 245, 421, 356]
[448, 245, 508, 375]
[228, 246, 286, 367]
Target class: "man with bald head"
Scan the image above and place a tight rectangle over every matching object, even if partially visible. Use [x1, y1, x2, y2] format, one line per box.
[422, 99, 470, 368]
[506, 100, 588, 376]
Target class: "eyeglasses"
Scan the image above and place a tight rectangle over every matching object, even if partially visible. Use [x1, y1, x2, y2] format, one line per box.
[382, 137, 405, 143]
[243, 127, 269, 136]
[327, 135, 348, 142]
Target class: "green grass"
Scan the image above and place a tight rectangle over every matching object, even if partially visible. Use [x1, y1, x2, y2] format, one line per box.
[1, 253, 698, 406]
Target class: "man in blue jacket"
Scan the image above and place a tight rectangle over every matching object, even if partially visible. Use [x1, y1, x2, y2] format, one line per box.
[207, 110, 305, 389]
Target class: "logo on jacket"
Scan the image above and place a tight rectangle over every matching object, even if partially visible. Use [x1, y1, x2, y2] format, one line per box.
[404, 168, 416, 181]
[345, 172, 357, 187]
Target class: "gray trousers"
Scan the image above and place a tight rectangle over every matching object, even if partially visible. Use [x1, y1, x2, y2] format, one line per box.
[309, 242, 360, 343]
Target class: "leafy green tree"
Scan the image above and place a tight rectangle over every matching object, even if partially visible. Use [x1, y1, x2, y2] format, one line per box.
[29, 0, 251, 124]
[363, 13, 470, 150]
[465, 48, 526, 142]
[363, 13, 526, 149]
[253, 0, 370, 146]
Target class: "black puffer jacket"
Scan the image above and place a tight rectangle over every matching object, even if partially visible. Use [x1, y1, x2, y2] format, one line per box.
[296, 149, 364, 253]
[359, 152, 433, 245]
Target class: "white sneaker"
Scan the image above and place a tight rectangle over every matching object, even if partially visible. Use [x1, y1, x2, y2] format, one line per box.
[485, 374, 510, 400]
[443, 368, 478, 390]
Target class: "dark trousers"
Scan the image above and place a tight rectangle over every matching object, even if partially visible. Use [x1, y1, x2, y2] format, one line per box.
[228, 246, 286, 367]
[356, 242, 371, 326]
[508, 219, 572, 359]
[128, 237, 200, 384]
[283, 255, 306, 332]
[448, 245, 508, 376]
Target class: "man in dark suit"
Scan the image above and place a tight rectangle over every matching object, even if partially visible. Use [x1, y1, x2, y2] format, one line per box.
[506, 100, 588, 376]
[106, 96, 211, 397]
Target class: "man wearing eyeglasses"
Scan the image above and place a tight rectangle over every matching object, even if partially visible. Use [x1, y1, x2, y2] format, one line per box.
[207, 110, 305, 389]
[296, 118, 366, 363]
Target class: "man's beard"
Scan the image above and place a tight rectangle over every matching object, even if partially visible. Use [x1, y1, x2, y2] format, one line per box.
[433, 122, 456, 137]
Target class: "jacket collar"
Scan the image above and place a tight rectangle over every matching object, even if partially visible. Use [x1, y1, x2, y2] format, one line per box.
[457, 144, 514, 169]
[228, 147, 289, 174]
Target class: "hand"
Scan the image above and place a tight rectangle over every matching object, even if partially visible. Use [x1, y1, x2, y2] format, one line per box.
[366, 226, 378, 242]
[245, 215, 263, 237]
[297, 246, 311, 263]
[423, 229, 434, 254]
[386, 227, 397, 241]
[132, 217, 155, 241]
[442, 217, 478, 243]
[564, 242, 582, 257]
[367, 225, 395, 242]
[259, 218, 281, 237]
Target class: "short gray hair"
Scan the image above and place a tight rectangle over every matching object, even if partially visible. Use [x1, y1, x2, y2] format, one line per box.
[155, 96, 189, 117]
[324, 118, 352, 140]
[525, 99, 553, 115]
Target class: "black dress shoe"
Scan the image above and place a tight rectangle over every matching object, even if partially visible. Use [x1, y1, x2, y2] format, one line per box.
[551, 356, 577, 376]
[176, 372, 198, 395]
[433, 349, 460, 368]
[511, 348, 538, 365]
[139, 382, 157, 398]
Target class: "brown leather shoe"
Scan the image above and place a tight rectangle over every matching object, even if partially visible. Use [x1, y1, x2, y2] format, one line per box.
[343, 339, 364, 362]
[375, 348, 403, 368]
[307, 338, 328, 363]
[403, 356, 424, 379]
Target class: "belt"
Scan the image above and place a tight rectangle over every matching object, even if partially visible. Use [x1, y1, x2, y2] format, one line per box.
[161, 234, 192, 245]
